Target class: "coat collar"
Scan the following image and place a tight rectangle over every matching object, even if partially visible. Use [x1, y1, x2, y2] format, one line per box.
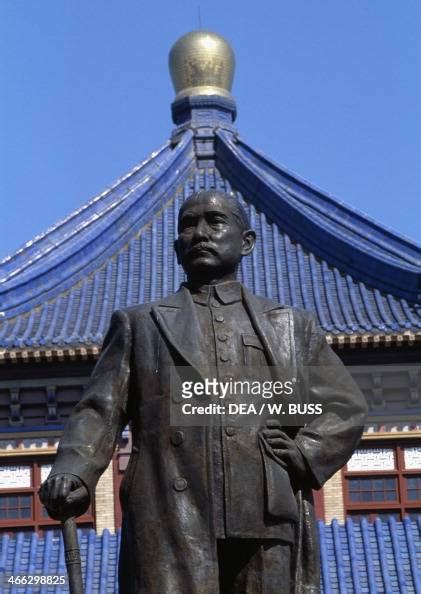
[186, 280, 243, 305]
[151, 284, 294, 377]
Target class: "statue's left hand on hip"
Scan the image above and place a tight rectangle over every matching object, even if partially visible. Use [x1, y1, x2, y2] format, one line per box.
[261, 420, 307, 486]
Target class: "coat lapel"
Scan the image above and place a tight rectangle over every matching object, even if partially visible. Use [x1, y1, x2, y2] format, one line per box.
[242, 287, 297, 377]
[151, 287, 209, 379]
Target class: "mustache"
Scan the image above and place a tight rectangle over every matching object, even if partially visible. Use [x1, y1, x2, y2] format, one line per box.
[187, 242, 217, 255]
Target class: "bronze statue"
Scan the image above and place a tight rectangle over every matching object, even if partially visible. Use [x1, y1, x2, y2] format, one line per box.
[40, 190, 367, 593]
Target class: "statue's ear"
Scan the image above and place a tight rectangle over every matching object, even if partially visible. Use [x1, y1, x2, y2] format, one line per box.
[241, 229, 256, 256]
[174, 239, 181, 265]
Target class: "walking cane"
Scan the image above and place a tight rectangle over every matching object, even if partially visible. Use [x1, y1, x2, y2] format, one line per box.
[62, 516, 84, 594]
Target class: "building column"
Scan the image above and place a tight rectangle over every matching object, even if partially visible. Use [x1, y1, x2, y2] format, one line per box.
[323, 470, 345, 523]
[95, 459, 115, 533]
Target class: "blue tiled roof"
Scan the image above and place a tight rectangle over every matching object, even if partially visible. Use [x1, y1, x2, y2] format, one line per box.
[1, 101, 420, 349]
[318, 518, 421, 593]
[0, 528, 119, 594]
[0, 519, 419, 593]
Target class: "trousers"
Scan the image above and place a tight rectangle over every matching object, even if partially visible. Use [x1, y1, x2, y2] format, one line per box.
[217, 539, 292, 594]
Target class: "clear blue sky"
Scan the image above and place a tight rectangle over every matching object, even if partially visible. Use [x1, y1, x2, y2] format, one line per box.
[1, 0, 420, 260]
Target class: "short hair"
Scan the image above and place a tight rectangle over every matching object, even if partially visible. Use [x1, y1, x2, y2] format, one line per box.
[178, 190, 250, 232]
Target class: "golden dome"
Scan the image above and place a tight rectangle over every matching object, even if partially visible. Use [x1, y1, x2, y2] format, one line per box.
[169, 30, 235, 101]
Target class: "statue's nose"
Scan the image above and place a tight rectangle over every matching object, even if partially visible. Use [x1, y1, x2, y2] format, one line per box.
[193, 219, 209, 239]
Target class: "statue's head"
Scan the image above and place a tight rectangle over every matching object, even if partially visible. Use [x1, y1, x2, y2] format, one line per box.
[174, 190, 256, 283]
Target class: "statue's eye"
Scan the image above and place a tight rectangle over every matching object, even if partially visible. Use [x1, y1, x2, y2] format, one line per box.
[209, 215, 226, 226]
[180, 217, 196, 230]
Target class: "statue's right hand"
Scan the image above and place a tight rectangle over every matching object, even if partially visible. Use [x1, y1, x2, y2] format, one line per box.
[38, 474, 90, 521]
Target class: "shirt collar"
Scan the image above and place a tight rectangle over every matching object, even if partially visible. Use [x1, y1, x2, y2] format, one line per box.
[186, 281, 243, 305]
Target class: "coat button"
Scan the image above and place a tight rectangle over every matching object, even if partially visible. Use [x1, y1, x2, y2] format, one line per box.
[170, 430, 184, 446]
[219, 354, 230, 362]
[173, 477, 188, 491]
[217, 334, 228, 342]
[214, 315, 225, 323]
[211, 299, 220, 308]
[225, 426, 236, 436]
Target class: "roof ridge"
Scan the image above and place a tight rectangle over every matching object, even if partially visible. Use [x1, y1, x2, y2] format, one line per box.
[0, 132, 195, 316]
[216, 130, 421, 301]
[0, 142, 171, 275]
[231, 133, 421, 259]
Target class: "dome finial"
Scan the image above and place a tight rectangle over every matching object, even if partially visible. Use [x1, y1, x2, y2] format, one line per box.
[169, 30, 235, 101]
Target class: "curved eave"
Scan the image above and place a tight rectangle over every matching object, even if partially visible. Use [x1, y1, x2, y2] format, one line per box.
[215, 130, 421, 302]
[0, 131, 195, 317]
[0, 144, 169, 276]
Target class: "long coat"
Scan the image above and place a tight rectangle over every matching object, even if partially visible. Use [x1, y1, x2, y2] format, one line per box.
[50, 285, 367, 593]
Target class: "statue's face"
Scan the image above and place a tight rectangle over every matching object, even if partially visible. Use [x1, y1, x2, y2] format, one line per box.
[175, 194, 255, 281]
